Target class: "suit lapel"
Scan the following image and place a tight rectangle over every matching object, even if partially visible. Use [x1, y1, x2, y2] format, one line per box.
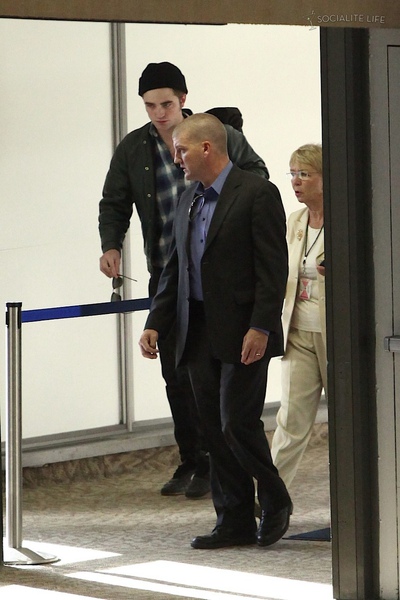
[290, 209, 308, 269]
[178, 183, 197, 256]
[204, 167, 241, 250]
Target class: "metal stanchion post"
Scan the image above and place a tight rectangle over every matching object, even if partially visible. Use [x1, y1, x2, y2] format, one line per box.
[4, 302, 58, 565]
[0, 370, 3, 564]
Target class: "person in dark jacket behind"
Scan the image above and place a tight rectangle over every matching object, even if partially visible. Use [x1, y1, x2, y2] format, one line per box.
[98, 61, 270, 499]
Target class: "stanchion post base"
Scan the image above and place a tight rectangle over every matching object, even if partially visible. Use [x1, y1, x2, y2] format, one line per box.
[3, 545, 59, 565]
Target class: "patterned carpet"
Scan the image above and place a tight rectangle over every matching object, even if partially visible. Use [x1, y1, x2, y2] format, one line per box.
[1, 424, 332, 600]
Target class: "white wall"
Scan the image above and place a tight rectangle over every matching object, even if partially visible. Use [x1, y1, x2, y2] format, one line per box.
[0, 20, 321, 439]
[0, 19, 119, 438]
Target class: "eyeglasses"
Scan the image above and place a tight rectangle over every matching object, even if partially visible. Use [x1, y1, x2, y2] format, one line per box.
[111, 273, 137, 302]
[287, 170, 319, 180]
[188, 194, 205, 222]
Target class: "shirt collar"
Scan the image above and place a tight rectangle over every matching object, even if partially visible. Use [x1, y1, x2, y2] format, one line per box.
[149, 122, 159, 138]
[197, 161, 233, 196]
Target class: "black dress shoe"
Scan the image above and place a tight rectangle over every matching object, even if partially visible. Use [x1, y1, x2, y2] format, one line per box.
[191, 527, 256, 549]
[256, 501, 293, 547]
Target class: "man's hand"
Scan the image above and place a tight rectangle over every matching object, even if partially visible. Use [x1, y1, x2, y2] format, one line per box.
[241, 329, 269, 365]
[139, 329, 160, 359]
[100, 249, 121, 278]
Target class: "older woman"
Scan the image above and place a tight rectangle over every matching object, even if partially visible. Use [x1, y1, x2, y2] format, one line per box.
[271, 143, 326, 489]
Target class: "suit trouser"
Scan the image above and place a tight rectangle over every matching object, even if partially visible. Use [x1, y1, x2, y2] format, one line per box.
[183, 301, 291, 532]
[149, 270, 207, 469]
[271, 327, 327, 488]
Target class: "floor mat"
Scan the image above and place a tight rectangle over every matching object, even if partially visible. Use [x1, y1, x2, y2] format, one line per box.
[285, 527, 331, 541]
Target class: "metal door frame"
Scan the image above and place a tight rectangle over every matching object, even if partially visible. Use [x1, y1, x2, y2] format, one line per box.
[321, 27, 379, 599]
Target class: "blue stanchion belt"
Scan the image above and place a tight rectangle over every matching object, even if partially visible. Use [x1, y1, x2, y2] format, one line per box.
[21, 298, 152, 323]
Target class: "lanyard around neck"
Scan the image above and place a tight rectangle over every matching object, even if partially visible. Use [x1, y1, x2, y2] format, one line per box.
[302, 225, 324, 273]
[304, 224, 324, 258]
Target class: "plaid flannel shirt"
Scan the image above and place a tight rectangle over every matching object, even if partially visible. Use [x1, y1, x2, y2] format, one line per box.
[150, 124, 191, 268]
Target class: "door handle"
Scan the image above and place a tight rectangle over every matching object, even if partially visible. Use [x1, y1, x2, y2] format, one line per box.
[384, 336, 400, 352]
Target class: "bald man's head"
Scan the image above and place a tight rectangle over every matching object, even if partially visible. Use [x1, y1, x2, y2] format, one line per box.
[173, 113, 230, 186]
[174, 113, 228, 155]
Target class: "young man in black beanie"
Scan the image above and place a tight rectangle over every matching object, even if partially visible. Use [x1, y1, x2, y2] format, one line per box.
[98, 61, 269, 499]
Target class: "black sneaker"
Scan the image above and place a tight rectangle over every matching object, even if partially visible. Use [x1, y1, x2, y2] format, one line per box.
[160, 463, 196, 496]
[185, 475, 211, 499]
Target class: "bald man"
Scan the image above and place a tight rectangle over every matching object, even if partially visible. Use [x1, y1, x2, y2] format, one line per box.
[139, 114, 292, 549]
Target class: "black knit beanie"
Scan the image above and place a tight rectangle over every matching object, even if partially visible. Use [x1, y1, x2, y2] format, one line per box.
[138, 62, 188, 96]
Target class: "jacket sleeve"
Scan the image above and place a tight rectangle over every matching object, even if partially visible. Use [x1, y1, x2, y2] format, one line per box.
[98, 136, 135, 254]
[251, 180, 288, 333]
[225, 124, 270, 180]
[145, 240, 179, 338]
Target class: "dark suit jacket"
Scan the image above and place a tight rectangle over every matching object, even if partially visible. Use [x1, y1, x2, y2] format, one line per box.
[145, 164, 288, 365]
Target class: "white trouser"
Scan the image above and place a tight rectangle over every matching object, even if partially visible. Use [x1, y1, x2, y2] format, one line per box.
[271, 327, 327, 489]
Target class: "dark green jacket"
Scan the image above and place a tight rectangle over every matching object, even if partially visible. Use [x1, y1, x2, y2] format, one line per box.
[99, 120, 269, 273]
